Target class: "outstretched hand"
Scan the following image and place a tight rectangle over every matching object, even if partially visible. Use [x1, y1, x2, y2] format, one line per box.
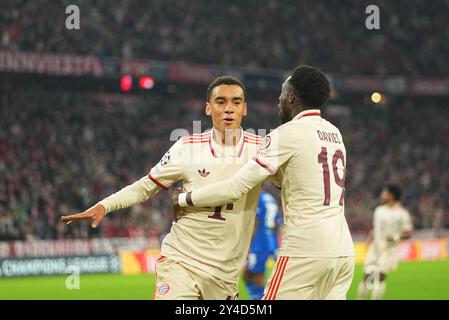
[60, 203, 106, 228]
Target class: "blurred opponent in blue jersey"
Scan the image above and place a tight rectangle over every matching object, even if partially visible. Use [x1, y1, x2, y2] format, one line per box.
[244, 191, 283, 300]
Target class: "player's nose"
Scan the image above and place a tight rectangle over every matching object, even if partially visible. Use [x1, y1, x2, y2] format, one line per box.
[224, 104, 234, 113]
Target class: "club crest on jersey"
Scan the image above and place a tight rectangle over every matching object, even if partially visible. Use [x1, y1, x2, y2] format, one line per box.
[159, 151, 170, 167]
[257, 135, 271, 157]
[259, 135, 271, 150]
[198, 168, 210, 177]
[158, 283, 170, 295]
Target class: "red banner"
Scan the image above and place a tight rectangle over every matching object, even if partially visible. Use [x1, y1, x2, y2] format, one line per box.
[409, 78, 449, 96]
[121, 59, 152, 76]
[0, 237, 152, 258]
[168, 63, 212, 83]
[396, 241, 418, 261]
[0, 51, 103, 76]
[419, 239, 448, 260]
[344, 76, 384, 92]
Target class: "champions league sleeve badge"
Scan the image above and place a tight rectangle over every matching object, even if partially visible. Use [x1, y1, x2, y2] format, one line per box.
[159, 151, 171, 166]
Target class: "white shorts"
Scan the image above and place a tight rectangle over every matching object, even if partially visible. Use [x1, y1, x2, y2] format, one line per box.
[262, 256, 355, 300]
[153, 256, 238, 300]
[364, 244, 398, 274]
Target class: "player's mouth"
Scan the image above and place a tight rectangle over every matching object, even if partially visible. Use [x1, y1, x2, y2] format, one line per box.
[222, 117, 235, 125]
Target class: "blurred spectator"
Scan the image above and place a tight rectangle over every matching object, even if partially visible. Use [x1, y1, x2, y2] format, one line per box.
[1, 0, 449, 76]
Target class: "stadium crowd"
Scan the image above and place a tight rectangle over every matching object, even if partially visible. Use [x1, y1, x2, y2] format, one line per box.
[1, 0, 449, 76]
[0, 87, 448, 241]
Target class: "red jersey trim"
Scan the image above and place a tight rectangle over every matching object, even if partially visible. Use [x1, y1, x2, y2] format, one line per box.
[253, 156, 276, 174]
[148, 173, 169, 190]
[182, 134, 210, 144]
[244, 132, 262, 138]
[209, 137, 218, 158]
[244, 138, 263, 145]
[182, 140, 209, 144]
[263, 256, 289, 300]
[243, 133, 263, 145]
[293, 110, 321, 121]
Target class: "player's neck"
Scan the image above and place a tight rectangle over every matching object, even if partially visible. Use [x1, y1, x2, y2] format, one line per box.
[387, 201, 398, 208]
[289, 105, 307, 121]
[213, 127, 242, 146]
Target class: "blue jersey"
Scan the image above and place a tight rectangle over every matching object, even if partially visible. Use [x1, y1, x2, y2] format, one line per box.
[250, 192, 283, 254]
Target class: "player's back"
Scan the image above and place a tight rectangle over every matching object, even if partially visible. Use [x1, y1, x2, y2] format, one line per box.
[265, 110, 354, 258]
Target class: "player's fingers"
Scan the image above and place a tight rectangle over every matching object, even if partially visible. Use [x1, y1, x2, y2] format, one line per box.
[91, 214, 103, 229]
[61, 212, 91, 223]
[173, 206, 185, 222]
[171, 189, 180, 204]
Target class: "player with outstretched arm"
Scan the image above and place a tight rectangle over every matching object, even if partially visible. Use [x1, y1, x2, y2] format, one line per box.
[61, 76, 266, 300]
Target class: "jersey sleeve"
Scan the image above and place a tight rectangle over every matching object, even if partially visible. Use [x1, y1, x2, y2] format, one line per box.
[179, 158, 269, 208]
[253, 126, 296, 175]
[99, 175, 160, 214]
[98, 140, 184, 214]
[148, 139, 184, 190]
[400, 210, 413, 232]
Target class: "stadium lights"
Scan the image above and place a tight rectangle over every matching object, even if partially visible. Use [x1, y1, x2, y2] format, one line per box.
[120, 75, 133, 92]
[371, 91, 382, 104]
[120, 76, 155, 92]
[139, 76, 155, 90]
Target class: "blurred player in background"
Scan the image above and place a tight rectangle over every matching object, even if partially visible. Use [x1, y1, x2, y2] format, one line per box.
[244, 189, 283, 300]
[357, 185, 414, 300]
[61, 76, 266, 300]
[176, 65, 355, 299]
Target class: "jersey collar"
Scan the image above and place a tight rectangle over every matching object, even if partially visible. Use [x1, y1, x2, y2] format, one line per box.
[209, 127, 245, 158]
[292, 109, 321, 121]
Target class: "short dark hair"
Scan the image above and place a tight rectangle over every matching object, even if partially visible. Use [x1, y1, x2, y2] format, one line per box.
[385, 184, 402, 201]
[207, 76, 246, 102]
[288, 65, 331, 108]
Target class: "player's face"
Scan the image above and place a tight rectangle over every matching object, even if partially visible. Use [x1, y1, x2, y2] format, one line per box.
[278, 79, 294, 124]
[206, 85, 247, 133]
[380, 188, 391, 204]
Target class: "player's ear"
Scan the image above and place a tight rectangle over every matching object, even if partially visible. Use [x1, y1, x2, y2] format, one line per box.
[243, 102, 248, 116]
[205, 102, 212, 116]
[288, 92, 295, 104]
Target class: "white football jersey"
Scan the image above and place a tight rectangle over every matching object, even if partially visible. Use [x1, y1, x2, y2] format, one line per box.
[372, 204, 413, 249]
[253, 109, 355, 257]
[152, 129, 263, 283]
